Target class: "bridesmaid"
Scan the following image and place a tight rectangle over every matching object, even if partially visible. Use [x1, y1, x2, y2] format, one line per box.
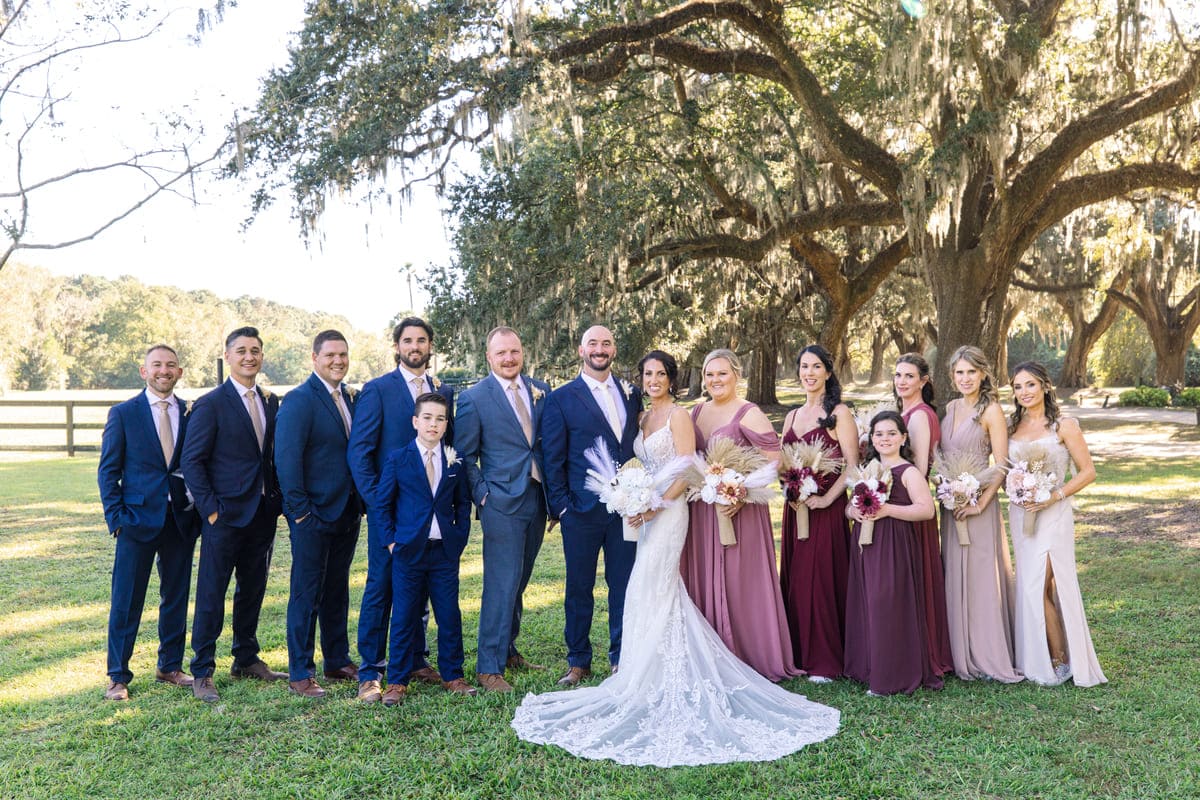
[1008, 362, 1107, 687]
[893, 353, 954, 677]
[779, 344, 858, 682]
[844, 411, 941, 696]
[680, 348, 800, 681]
[940, 345, 1022, 683]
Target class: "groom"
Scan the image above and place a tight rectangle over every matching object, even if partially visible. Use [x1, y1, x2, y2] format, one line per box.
[542, 324, 642, 686]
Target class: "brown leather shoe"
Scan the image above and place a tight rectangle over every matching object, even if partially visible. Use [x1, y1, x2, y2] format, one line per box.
[192, 676, 219, 702]
[442, 678, 478, 696]
[288, 678, 327, 698]
[323, 664, 359, 683]
[556, 666, 592, 687]
[476, 673, 514, 693]
[104, 681, 129, 701]
[409, 665, 443, 685]
[155, 669, 194, 687]
[357, 679, 382, 703]
[506, 654, 546, 671]
[381, 684, 407, 706]
[230, 660, 286, 681]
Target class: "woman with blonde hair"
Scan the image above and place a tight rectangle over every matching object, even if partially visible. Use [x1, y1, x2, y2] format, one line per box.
[939, 346, 1022, 682]
[680, 348, 800, 681]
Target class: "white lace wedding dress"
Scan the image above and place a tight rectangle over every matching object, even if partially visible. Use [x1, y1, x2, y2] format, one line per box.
[511, 422, 841, 767]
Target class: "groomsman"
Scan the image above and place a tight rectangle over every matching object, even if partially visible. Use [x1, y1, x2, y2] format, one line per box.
[97, 344, 201, 700]
[182, 326, 285, 702]
[542, 324, 642, 686]
[275, 330, 364, 698]
[347, 317, 454, 703]
[454, 327, 550, 693]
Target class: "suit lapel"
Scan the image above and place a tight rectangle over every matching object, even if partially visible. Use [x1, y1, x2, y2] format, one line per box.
[224, 381, 261, 453]
[135, 392, 168, 468]
[174, 399, 189, 468]
[573, 377, 614, 438]
[487, 374, 527, 439]
[311, 373, 348, 439]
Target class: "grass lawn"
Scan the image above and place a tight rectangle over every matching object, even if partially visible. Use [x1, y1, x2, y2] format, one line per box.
[1, 433, 1197, 799]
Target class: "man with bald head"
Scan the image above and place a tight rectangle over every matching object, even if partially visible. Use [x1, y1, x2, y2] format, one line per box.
[541, 325, 642, 686]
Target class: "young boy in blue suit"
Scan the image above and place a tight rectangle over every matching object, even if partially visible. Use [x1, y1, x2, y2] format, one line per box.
[379, 393, 475, 705]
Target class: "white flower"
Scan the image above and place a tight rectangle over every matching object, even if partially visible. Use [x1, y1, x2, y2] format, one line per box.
[444, 446, 460, 465]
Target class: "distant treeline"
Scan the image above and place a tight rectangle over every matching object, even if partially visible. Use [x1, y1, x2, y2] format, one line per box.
[0, 263, 395, 391]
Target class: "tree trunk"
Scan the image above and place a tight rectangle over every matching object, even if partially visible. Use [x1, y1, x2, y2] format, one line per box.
[1150, 324, 1189, 386]
[1056, 271, 1129, 390]
[745, 335, 780, 405]
[686, 365, 703, 399]
[868, 328, 889, 384]
[927, 248, 1008, 403]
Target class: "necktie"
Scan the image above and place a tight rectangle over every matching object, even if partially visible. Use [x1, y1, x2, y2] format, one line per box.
[425, 448, 437, 492]
[156, 400, 174, 465]
[411, 376, 424, 401]
[596, 383, 622, 439]
[331, 389, 350, 436]
[245, 389, 264, 449]
[510, 381, 541, 483]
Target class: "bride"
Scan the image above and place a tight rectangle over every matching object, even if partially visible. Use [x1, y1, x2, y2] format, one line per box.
[511, 350, 840, 767]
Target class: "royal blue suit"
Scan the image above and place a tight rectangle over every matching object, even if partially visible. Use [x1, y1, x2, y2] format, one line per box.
[98, 391, 200, 685]
[454, 373, 549, 675]
[275, 372, 363, 682]
[541, 374, 642, 668]
[379, 442, 472, 684]
[346, 368, 454, 681]
[181, 378, 283, 679]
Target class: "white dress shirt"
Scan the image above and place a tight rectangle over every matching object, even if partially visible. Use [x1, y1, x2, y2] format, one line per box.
[418, 442, 443, 540]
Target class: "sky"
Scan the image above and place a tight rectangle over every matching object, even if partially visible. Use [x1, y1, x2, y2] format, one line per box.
[9, 1, 459, 331]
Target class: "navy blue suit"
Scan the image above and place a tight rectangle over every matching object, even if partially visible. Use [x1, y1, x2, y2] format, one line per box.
[97, 391, 200, 685]
[454, 373, 549, 675]
[346, 368, 454, 681]
[181, 379, 283, 679]
[380, 442, 471, 685]
[541, 374, 642, 668]
[275, 372, 363, 682]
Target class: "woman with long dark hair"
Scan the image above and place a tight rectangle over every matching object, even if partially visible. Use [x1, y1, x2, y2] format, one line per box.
[893, 353, 954, 677]
[778, 344, 858, 682]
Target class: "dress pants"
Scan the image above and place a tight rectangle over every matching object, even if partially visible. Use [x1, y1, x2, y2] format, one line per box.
[357, 509, 429, 682]
[190, 498, 278, 678]
[476, 483, 545, 675]
[387, 540, 464, 685]
[106, 516, 196, 684]
[561, 507, 636, 669]
[285, 500, 361, 681]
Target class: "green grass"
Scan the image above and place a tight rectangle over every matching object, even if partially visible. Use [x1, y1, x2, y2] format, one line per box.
[1, 446, 1198, 800]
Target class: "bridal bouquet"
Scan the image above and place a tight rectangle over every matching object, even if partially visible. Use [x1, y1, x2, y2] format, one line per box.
[779, 440, 844, 540]
[852, 400, 898, 455]
[932, 448, 999, 545]
[584, 438, 688, 541]
[845, 459, 893, 547]
[1005, 442, 1058, 537]
[686, 436, 779, 546]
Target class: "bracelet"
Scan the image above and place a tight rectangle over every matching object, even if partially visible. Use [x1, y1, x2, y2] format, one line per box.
[1056, 489, 1066, 502]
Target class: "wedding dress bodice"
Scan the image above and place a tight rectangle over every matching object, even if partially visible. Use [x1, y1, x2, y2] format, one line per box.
[634, 423, 676, 473]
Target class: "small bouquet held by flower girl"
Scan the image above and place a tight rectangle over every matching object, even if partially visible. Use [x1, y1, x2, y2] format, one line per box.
[779, 439, 844, 540]
[932, 447, 1000, 545]
[1005, 442, 1058, 537]
[845, 459, 893, 547]
[583, 438, 688, 541]
[686, 436, 779, 546]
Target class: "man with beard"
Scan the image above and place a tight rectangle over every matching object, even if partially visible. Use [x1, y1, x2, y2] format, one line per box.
[541, 325, 642, 686]
[347, 317, 454, 702]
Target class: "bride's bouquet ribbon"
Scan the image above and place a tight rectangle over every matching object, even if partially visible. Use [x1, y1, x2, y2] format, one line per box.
[685, 435, 779, 546]
[845, 459, 893, 548]
[779, 439, 844, 540]
[584, 437, 689, 541]
[932, 447, 1000, 545]
[1004, 442, 1058, 537]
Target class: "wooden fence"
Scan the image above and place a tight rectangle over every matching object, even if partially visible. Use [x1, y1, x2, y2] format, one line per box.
[0, 399, 113, 456]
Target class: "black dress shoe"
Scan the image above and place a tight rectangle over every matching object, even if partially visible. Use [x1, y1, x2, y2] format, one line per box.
[230, 660, 286, 681]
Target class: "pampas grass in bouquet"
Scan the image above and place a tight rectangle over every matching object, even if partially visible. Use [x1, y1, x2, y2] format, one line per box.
[845, 459, 893, 548]
[779, 440, 844, 540]
[1005, 442, 1058, 537]
[932, 447, 1000, 545]
[686, 436, 779, 546]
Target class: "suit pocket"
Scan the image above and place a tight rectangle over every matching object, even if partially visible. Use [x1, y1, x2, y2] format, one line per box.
[123, 492, 145, 506]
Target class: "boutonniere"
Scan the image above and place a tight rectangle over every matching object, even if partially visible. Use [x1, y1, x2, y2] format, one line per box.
[618, 379, 633, 401]
[184, 400, 194, 417]
[260, 388, 274, 402]
[346, 387, 359, 401]
[531, 386, 545, 403]
[431, 375, 443, 390]
[443, 446, 461, 466]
